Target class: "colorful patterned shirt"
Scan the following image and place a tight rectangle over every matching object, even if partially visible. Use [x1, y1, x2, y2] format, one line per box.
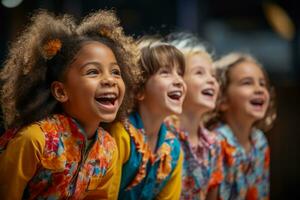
[0, 114, 118, 200]
[165, 115, 223, 200]
[110, 112, 183, 200]
[214, 124, 270, 200]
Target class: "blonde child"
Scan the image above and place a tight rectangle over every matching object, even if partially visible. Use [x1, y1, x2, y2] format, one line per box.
[0, 10, 139, 199]
[211, 52, 276, 200]
[110, 39, 187, 199]
[165, 33, 223, 200]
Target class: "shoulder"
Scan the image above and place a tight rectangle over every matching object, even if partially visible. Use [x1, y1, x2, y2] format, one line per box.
[16, 123, 45, 145]
[252, 129, 269, 150]
[110, 121, 129, 139]
[98, 127, 118, 150]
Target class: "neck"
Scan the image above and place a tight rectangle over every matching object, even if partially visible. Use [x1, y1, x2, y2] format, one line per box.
[180, 108, 205, 145]
[82, 123, 99, 139]
[138, 104, 166, 152]
[224, 113, 254, 151]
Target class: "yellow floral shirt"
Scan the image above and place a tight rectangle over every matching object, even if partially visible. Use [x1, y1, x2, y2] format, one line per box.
[0, 114, 117, 200]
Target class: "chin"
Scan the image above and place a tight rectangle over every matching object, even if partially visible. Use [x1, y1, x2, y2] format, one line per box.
[169, 107, 183, 115]
[199, 101, 215, 110]
[100, 114, 118, 123]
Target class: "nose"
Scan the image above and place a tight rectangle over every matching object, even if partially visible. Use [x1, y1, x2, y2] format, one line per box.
[100, 74, 116, 87]
[254, 82, 265, 94]
[207, 74, 217, 85]
[173, 74, 185, 88]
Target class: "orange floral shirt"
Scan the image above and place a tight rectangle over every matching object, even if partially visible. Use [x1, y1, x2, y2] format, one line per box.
[0, 114, 117, 200]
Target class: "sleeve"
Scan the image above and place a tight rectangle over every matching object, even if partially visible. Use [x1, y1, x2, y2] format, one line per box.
[109, 122, 131, 200]
[0, 124, 45, 200]
[83, 140, 119, 200]
[156, 148, 183, 200]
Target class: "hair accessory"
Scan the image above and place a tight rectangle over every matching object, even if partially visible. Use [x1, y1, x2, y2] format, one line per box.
[99, 26, 112, 38]
[42, 39, 62, 59]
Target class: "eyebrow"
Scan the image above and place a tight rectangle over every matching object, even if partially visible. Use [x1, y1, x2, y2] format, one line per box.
[79, 61, 119, 70]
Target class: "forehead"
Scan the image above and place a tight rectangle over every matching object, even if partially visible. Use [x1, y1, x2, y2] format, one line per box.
[74, 41, 116, 61]
[186, 53, 213, 70]
[229, 61, 265, 80]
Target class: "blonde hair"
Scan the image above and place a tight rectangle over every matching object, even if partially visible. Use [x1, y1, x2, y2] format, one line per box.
[167, 32, 213, 63]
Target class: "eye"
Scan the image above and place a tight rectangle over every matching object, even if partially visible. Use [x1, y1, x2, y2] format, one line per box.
[241, 79, 252, 85]
[196, 70, 204, 75]
[112, 67, 122, 77]
[177, 69, 184, 77]
[260, 79, 267, 87]
[86, 69, 99, 75]
[159, 68, 170, 75]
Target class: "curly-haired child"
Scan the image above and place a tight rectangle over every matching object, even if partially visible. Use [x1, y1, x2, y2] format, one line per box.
[0, 9, 140, 199]
[211, 52, 276, 200]
[109, 39, 187, 199]
[164, 33, 223, 200]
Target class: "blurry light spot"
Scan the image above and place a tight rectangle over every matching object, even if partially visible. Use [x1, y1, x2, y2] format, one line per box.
[1, 0, 23, 8]
[263, 2, 295, 40]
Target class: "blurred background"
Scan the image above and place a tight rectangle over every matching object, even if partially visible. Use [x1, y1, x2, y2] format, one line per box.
[0, 0, 299, 199]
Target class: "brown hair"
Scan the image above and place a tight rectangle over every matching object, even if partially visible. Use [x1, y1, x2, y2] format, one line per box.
[0, 9, 140, 129]
[136, 40, 185, 95]
[207, 52, 276, 132]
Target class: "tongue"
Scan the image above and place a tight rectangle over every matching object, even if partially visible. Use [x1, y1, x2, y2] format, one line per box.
[169, 95, 180, 100]
[98, 99, 113, 105]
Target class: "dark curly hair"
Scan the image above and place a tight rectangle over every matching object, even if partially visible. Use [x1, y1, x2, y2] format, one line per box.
[0, 9, 140, 129]
[207, 52, 276, 132]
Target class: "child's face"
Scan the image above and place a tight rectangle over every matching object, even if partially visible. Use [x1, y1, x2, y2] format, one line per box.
[222, 61, 270, 122]
[60, 42, 125, 124]
[183, 53, 219, 113]
[140, 65, 186, 116]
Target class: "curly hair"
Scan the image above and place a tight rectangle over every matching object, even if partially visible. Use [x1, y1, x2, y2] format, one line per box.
[207, 52, 277, 132]
[0, 9, 141, 129]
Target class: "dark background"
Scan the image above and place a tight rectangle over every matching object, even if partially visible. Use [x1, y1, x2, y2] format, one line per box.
[0, 0, 299, 199]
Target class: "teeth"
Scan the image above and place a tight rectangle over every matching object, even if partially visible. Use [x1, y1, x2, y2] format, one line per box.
[202, 89, 214, 96]
[98, 93, 117, 99]
[168, 91, 182, 97]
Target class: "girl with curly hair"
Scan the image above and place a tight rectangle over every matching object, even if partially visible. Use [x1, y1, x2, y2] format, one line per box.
[109, 38, 187, 199]
[211, 52, 276, 200]
[164, 33, 223, 200]
[0, 9, 140, 199]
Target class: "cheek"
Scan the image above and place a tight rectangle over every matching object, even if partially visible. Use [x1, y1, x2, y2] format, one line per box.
[187, 79, 204, 98]
[119, 80, 126, 97]
[264, 90, 271, 107]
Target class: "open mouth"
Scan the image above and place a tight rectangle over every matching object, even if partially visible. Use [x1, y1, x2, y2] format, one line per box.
[96, 93, 118, 107]
[201, 88, 215, 97]
[249, 98, 265, 107]
[167, 91, 183, 101]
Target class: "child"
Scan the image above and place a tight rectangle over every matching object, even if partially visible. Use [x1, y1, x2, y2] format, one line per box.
[0, 10, 139, 199]
[110, 39, 187, 199]
[211, 53, 276, 200]
[165, 33, 223, 200]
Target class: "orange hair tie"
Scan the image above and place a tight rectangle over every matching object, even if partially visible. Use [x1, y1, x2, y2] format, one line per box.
[43, 39, 62, 59]
[99, 26, 112, 38]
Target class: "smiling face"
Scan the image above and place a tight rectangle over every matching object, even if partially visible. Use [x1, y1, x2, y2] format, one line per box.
[55, 41, 125, 125]
[139, 65, 186, 116]
[221, 60, 270, 123]
[183, 53, 219, 113]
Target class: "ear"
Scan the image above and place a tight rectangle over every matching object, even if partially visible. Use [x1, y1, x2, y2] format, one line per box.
[136, 91, 145, 101]
[219, 96, 229, 112]
[51, 81, 68, 103]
